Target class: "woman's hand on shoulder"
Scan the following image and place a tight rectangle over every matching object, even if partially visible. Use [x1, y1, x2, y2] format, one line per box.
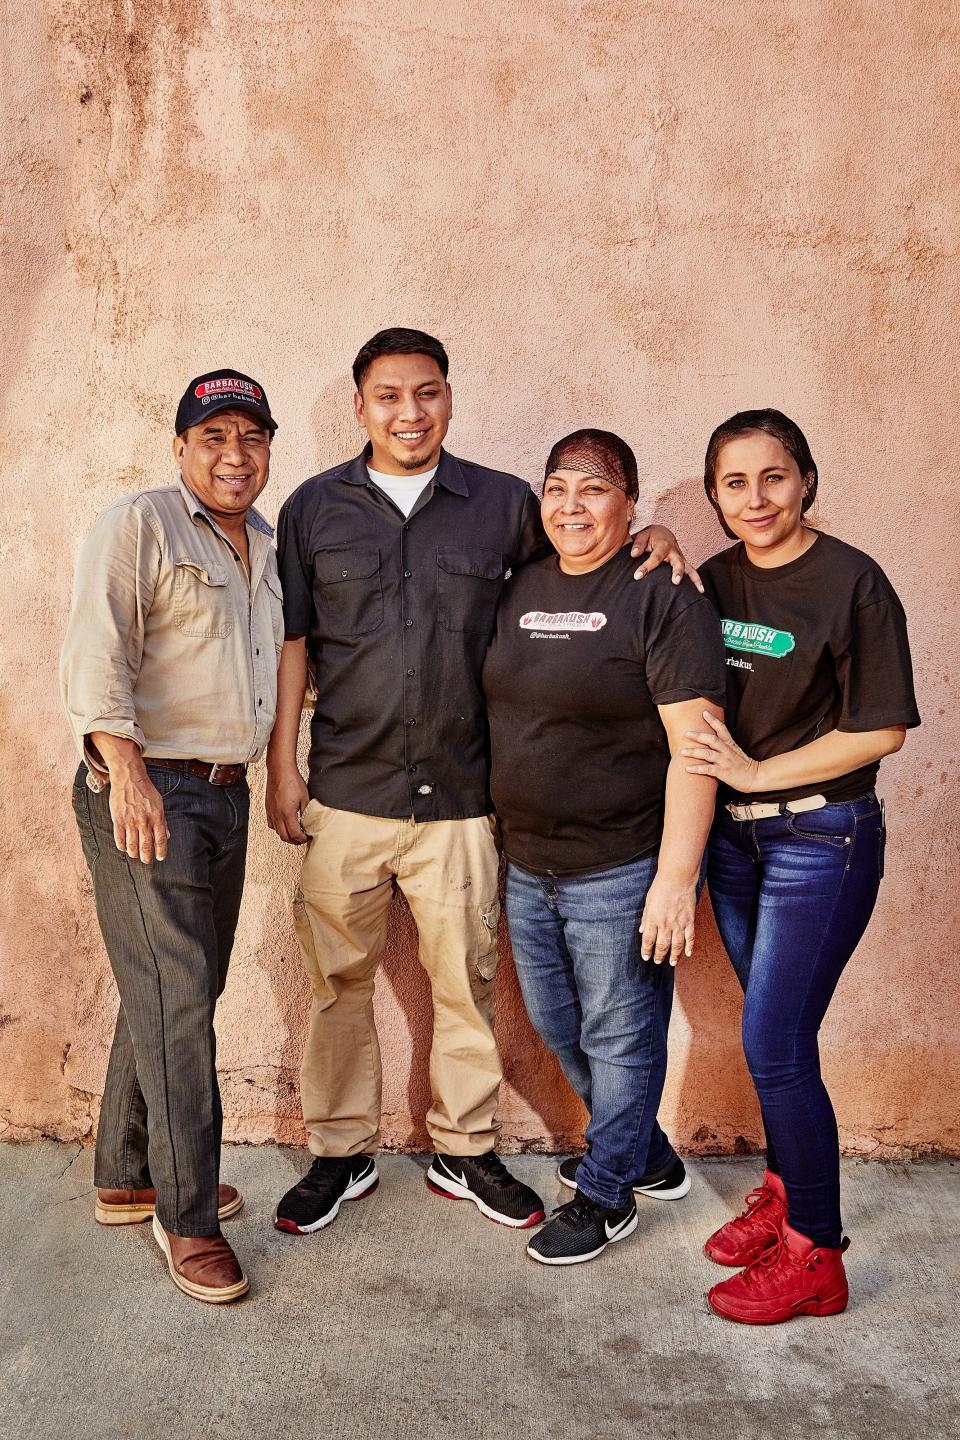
[640, 873, 699, 966]
[681, 710, 762, 792]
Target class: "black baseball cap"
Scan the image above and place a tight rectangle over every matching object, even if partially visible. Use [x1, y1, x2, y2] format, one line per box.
[175, 368, 278, 436]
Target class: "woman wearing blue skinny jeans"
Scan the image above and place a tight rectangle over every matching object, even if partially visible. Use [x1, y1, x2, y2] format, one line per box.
[482, 429, 727, 1266]
[686, 409, 920, 1325]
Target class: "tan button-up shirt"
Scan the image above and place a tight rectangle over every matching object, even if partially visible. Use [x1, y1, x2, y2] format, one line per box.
[61, 477, 284, 786]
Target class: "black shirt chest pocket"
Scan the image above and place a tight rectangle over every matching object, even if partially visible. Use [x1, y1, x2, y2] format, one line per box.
[437, 546, 506, 634]
[313, 547, 383, 636]
[174, 559, 234, 638]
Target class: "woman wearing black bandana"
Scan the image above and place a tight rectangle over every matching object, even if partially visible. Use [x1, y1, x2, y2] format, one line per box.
[688, 409, 920, 1325]
[482, 430, 726, 1265]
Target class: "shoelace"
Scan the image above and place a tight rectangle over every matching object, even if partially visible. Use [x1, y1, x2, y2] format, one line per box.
[467, 1152, 520, 1189]
[296, 1157, 357, 1198]
[736, 1183, 777, 1221]
[740, 1236, 815, 1289]
[551, 1193, 603, 1228]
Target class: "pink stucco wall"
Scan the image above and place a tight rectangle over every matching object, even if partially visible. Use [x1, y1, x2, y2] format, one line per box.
[1, 2, 957, 1156]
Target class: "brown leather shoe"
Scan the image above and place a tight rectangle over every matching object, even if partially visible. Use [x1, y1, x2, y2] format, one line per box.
[151, 1217, 249, 1303]
[95, 1184, 243, 1226]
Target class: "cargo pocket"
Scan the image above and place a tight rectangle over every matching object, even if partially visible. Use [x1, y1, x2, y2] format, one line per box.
[313, 547, 383, 635]
[475, 900, 501, 983]
[437, 546, 505, 634]
[174, 559, 234, 638]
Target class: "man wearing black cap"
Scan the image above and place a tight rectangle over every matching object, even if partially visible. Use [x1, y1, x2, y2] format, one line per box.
[61, 369, 283, 1303]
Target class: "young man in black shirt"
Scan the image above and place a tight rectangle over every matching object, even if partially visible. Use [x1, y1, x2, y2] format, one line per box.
[266, 328, 690, 1236]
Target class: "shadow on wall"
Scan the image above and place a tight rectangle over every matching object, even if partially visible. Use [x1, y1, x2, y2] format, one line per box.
[672, 891, 763, 1157]
[377, 882, 588, 1155]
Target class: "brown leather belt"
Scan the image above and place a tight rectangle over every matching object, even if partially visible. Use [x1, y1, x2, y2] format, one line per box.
[145, 758, 247, 786]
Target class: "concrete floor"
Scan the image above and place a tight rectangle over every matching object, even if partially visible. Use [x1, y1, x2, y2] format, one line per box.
[1, 1144, 956, 1440]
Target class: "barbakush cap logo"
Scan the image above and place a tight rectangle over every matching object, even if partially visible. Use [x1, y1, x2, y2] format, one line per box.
[721, 618, 795, 657]
[520, 611, 607, 632]
[195, 378, 263, 401]
[175, 368, 277, 434]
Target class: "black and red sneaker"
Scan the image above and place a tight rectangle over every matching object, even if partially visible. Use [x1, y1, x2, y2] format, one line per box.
[274, 1155, 378, 1235]
[426, 1151, 545, 1228]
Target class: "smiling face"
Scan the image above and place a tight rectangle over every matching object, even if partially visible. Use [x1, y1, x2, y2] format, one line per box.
[354, 353, 452, 475]
[711, 431, 814, 565]
[173, 407, 271, 529]
[541, 469, 635, 574]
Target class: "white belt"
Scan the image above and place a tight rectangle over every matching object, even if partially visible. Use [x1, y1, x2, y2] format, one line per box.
[725, 793, 828, 822]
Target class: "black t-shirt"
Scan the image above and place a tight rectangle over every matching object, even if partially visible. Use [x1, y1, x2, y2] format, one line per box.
[482, 544, 727, 875]
[700, 533, 920, 805]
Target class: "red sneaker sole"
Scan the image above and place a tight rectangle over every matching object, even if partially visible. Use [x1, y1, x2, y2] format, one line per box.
[708, 1289, 848, 1325]
[274, 1177, 379, 1235]
[424, 1178, 545, 1229]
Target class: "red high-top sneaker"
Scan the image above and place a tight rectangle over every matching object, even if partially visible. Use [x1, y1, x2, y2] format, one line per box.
[704, 1169, 787, 1266]
[708, 1222, 850, 1325]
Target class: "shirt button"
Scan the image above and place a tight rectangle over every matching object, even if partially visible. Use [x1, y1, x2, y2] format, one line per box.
[255, 648, 260, 656]
[257, 698, 263, 707]
[406, 718, 416, 726]
[408, 764, 418, 773]
[406, 668, 415, 677]
[403, 570, 412, 578]
[341, 569, 348, 578]
[404, 619, 414, 628]
[417, 784, 434, 796]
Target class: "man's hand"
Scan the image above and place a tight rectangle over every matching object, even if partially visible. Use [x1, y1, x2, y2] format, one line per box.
[266, 766, 310, 844]
[630, 524, 703, 591]
[639, 872, 698, 966]
[91, 734, 169, 864]
[681, 710, 762, 792]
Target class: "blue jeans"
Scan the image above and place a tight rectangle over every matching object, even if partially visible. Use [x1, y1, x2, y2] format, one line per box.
[707, 793, 885, 1249]
[505, 857, 677, 1209]
[72, 762, 249, 1237]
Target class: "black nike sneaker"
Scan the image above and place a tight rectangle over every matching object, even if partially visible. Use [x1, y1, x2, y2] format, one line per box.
[557, 1151, 690, 1200]
[526, 1190, 638, 1265]
[426, 1151, 545, 1228]
[274, 1155, 379, 1235]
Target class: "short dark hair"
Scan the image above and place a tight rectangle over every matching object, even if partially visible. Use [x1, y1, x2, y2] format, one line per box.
[352, 328, 449, 390]
[704, 408, 819, 539]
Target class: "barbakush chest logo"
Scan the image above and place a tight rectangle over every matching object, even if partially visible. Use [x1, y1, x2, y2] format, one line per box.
[721, 618, 795, 657]
[520, 611, 607, 640]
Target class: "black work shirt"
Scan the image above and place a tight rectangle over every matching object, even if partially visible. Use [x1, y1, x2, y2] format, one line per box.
[483, 546, 727, 874]
[700, 533, 920, 805]
[277, 447, 547, 820]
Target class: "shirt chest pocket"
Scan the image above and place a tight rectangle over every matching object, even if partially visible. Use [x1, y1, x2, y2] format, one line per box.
[174, 559, 234, 638]
[437, 546, 506, 634]
[314, 548, 383, 636]
[263, 570, 285, 656]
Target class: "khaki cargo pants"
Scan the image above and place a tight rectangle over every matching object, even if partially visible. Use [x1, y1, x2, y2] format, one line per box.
[293, 801, 503, 1157]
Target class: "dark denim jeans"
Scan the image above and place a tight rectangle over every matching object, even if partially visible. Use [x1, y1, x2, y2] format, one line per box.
[72, 762, 249, 1236]
[505, 857, 677, 1209]
[707, 793, 885, 1248]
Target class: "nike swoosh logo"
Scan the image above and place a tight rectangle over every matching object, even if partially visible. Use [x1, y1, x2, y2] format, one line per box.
[605, 1216, 631, 1239]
